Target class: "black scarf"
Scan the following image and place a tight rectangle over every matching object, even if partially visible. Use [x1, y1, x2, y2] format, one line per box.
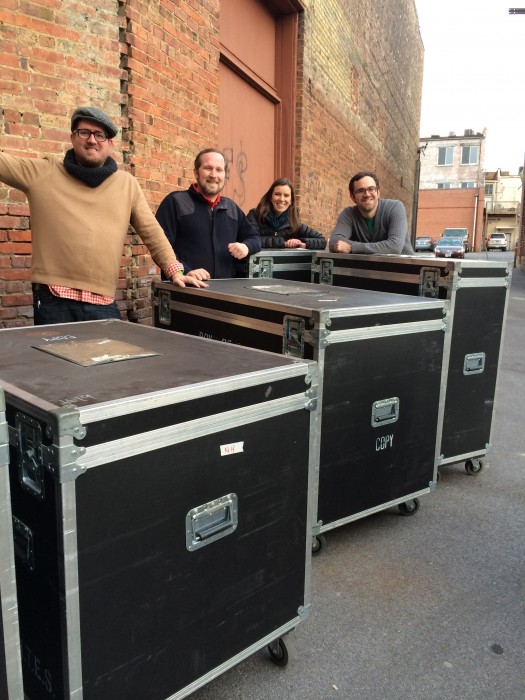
[266, 208, 289, 230]
[63, 149, 118, 188]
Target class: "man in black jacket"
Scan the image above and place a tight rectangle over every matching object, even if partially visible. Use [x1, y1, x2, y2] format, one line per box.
[156, 149, 261, 280]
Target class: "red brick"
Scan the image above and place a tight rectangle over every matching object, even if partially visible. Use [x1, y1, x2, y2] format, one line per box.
[1, 293, 33, 307]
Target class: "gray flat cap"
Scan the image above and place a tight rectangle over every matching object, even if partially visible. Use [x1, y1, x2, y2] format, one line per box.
[71, 107, 118, 138]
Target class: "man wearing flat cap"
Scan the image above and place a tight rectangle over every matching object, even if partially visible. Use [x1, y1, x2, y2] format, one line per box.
[0, 106, 206, 324]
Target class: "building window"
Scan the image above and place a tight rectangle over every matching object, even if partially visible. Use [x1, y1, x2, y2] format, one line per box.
[437, 182, 451, 189]
[461, 181, 476, 188]
[461, 145, 479, 165]
[438, 147, 453, 165]
[485, 184, 494, 195]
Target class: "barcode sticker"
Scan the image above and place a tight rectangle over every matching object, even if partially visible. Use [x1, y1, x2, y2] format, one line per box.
[220, 441, 244, 457]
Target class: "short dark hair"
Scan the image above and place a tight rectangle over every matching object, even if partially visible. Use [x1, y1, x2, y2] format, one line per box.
[349, 171, 380, 194]
[194, 148, 227, 171]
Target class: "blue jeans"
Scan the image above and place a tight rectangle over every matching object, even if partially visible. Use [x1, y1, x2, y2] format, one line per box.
[32, 284, 121, 325]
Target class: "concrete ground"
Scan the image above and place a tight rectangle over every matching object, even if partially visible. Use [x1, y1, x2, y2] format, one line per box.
[192, 254, 525, 700]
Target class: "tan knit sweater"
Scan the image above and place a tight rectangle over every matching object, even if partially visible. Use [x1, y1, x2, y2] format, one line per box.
[0, 153, 178, 297]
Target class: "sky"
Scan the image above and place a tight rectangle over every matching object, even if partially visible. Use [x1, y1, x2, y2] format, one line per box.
[414, 0, 525, 173]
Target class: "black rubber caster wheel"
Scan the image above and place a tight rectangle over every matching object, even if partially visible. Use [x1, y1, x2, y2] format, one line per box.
[312, 534, 326, 555]
[398, 498, 420, 516]
[465, 459, 483, 475]
[268, 637, 289, 667]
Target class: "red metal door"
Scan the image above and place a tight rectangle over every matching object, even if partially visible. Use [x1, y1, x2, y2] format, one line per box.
[219, 0, 300, 211]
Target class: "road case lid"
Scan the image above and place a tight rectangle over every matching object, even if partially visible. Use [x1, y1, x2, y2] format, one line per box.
[155, 277, 446, 318]
[0, 320, 314, 412]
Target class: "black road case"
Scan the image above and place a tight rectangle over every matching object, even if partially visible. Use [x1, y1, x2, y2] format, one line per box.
[153, 279, 447, 543]
[0, 320, 318, 700]
[0, 388, 23, 700]
[312, 253, 511, 473]
[235, 250, 315, 282]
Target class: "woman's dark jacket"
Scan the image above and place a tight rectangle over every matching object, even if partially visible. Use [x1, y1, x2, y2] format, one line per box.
[247, 209, 326, 250]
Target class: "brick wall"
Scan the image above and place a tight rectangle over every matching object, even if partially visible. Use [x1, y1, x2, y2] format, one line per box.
[0, 0, 124, 326]
[1, 0, 423, 327]
[296, 0, 423, 237]
[118, 0, 220, 321]
[416, 188, 486, 251]
[0, 0, 221, 327]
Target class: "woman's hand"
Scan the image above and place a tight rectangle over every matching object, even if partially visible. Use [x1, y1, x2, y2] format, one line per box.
[284, 239, 306, 249]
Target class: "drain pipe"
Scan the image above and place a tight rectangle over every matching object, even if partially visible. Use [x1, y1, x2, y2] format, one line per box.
[472, 192, 479, 251]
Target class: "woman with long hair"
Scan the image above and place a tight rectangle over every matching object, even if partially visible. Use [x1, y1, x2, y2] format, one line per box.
[248, 178, 326, 249]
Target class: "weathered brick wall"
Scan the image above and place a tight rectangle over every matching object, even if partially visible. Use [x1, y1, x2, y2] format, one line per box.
[0, 0, 220, 327]
[1, 0, 422, 327]
[119, 0, 220, 321]
[295, 0, 423, 238]
[0, 0, 124, 326]
[416, 188, 486, 251]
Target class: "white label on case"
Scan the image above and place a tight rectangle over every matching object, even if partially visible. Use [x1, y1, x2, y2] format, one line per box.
[220, 441, 244, 456]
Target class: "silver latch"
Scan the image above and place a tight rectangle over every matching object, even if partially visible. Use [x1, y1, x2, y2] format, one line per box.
[258, 257, 274, 278]
[319, 259, 334, 285]
[158, 289, 172, 325]
[419, 267, 440, 297]
[15, 413, 45, 500]
[283, 315, 305, 357]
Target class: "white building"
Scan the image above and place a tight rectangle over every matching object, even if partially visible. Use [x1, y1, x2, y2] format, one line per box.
[484, 169, 522, 250]
[419, 129, 486, 190]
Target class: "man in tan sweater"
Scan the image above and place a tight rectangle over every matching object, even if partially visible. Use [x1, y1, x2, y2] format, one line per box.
[0, 106, 206, 324]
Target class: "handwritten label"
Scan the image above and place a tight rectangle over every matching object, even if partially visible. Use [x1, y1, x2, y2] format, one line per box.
[220, 441, 244, 457]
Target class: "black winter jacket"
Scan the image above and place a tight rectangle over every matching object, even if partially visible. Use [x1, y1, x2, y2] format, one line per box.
[156, 187, 261, 278]
[247, 209, 326, 250]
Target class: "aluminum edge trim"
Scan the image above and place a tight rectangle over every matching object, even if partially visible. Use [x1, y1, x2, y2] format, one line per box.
[318, 487, 431, 534]
[76, 362, 313, 424]
[60, 482, 83, 699]
[77, 392, 310, 470]
[323, 318, 445, 344]
[0, 467, 24, 700]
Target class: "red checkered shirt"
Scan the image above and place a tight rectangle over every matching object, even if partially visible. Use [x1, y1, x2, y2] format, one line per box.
[49, 261, 184, 304]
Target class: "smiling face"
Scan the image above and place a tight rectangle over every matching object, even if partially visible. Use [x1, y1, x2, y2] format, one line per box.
[70, 119, 112, 168]
[270, 184, 292, 214]
[350, 175, 381, 218]
[194, 151, 226, 200]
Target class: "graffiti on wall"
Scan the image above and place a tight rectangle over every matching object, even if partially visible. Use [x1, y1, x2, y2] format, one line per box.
[222, 142, 248, 207]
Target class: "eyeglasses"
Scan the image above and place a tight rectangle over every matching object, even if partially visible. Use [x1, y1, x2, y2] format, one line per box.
[73, 129, 108, 142]
[354, 186, 378, 196]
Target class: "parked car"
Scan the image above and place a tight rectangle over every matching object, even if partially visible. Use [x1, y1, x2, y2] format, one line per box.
[434, 237, 465, 259]
[486, 232, 508, 251]
[415, 236, 435, 252]
[442, 228, 469, 253]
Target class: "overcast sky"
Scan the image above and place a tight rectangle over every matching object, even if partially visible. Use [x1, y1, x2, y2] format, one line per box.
[415, 0, 525, 173]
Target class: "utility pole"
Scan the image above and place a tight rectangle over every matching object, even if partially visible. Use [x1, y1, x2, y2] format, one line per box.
[509, 8, 525, 267]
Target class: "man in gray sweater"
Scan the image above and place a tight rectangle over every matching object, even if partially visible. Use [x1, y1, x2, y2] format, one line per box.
[329, 171, 413, 255]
